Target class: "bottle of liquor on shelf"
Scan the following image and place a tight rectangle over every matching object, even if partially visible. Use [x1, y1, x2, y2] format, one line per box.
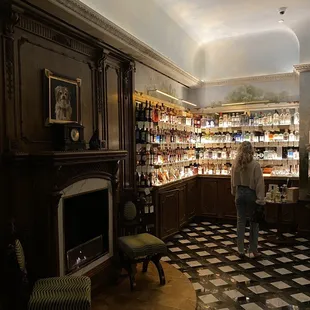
[147, 102, 153, 126]
[289, 130, 295, 142]
[294, 108, 299, 125]
[285, 109, 291, 125]
[135, 125, 140, 143]
[135, 101, 140, 121]
[283, 129, 289, 141]
[219, 113, 223, 127]
[152, 104, 159, 125]
[140, 125, 146, 144]
[273, 110, 279, 126]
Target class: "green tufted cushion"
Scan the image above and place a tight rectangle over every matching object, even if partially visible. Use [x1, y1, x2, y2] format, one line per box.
[28, 276, 91, 310]
[123, 201, 137, 221]
[118, 233, 167, 259]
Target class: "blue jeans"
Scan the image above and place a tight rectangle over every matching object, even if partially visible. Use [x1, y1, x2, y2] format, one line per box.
[235, 186, 259, 253]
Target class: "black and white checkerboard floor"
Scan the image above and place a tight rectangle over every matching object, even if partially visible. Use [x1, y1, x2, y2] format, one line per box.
[161, 221, 310, 309]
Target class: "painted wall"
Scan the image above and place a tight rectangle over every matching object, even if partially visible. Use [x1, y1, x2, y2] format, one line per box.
[200, 30, 299, 81]
[135, 62, 188, 103]
[291, 18, 310, 63]
[80, 0, 199, 76]
[188, 76, 299, 108]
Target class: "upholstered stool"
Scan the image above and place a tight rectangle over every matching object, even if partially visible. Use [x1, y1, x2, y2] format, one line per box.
[118, 200, 167, 290]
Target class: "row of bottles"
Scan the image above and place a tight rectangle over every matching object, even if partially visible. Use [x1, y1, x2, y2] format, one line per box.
[135, 125, 198, 144]
[136, 100, 192, 126]
[201, 129, 299, 144]
[136, 145, 196, 166]
[136, 127, 300, 145]
[199, 108, 299, 128]
[197, 147, 299, 161]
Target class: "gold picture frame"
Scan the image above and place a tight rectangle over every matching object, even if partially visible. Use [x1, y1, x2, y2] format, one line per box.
[44, 69, 82, 125]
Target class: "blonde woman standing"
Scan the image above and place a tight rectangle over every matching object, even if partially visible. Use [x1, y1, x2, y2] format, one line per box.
[231, 141, 265, 258]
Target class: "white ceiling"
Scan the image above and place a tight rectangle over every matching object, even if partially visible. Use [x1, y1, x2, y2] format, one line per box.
[153, 0, 310, 43]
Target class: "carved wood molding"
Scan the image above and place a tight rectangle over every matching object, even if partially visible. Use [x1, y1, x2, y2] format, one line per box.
[293, 63, 310, 73]
[195, 72, 297, 88]
[48, 0, 199, 86]
[17, 15, 97, 57]
[2, 4, 20, 150]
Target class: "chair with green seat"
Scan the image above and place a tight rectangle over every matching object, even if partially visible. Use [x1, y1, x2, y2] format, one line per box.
[7, 224, 91, 310]
[118, 197, 167, 290]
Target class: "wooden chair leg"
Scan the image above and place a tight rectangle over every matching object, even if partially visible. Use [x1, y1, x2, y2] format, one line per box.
[127, 262, 137, 290]
[151, 255, 166, 285]
[142, 259, 150, 273]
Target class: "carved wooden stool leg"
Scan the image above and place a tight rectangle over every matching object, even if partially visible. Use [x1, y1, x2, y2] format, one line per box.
[152, 255, 166, 285]
[128, 263, 137, 290]
[142, 259, 150, 273]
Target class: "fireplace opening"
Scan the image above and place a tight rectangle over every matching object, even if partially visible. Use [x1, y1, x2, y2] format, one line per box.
[63, 188, 109, 273]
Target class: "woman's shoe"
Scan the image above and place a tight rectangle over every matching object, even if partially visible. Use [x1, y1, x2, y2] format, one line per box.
[238, 252, 246, 259]
[249, 252, 261, 258]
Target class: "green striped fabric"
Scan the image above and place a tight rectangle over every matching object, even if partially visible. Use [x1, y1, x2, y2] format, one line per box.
[28, 276, 91, 310]
[118, 233, 167, 259]
[15, 239, 27, 272]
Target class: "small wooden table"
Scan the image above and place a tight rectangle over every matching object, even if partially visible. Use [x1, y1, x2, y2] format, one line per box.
[265, 201, 298, 244]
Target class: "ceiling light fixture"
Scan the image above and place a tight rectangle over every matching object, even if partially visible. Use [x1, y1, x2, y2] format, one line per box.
[181, 99, 197, 107]
[148, 89, 179, 101]
[222, 100, 270, 106]
[148, 89, 198, 107]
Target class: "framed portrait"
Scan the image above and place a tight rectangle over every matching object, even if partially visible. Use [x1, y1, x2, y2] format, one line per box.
[44, 69, 81, 124]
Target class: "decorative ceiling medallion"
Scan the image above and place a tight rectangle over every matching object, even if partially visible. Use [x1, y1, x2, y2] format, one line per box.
[195, 72, 297, 88]
[293, 64, 310, 73]
[49, 0, 199, 87]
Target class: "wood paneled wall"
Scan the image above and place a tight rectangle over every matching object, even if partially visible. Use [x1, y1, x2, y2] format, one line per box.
[0, 0, 135, 245]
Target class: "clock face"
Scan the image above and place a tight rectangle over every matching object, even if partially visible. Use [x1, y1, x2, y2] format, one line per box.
[70, 128, 80, 142]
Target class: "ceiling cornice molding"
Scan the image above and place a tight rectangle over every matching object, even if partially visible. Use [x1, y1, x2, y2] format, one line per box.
[48, 0, 199, 87]
[293, 63, 310, 73]
[195, 72, 297, 88]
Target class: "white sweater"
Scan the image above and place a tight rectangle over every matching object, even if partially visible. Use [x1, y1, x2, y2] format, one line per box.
[231, 160, 265, 205]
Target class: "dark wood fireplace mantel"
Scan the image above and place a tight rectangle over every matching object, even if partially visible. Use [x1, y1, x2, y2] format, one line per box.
[6, 150, 128, 165]
[6, 149, 127, 280]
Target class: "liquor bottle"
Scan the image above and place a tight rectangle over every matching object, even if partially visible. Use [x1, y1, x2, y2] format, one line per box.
[140, 171, 146, 187]
[289, 130, 295, 142]
[145, 128, 150, 143]
[279, 109, 285, 125]
[140, 125, 146, 143]
[294, 108, 299, 125]
[295, 130, 300, 141]
[152, 104, 159, 124]
[267, 112, 273, 125]
[218, 113, 223, 127]
[283, 129, 289, 141]
[235, 113, 240, 126]
[227, 114, 232, 127]
[135, 102, 140, 121]
[223, 114, 228, 127]
[135, 125, 140, 143]
[147, 102, 153, 123]
[136, 171, 140, 186]
[253, 113, 259, 126]
[249, 113, 254, 126]
[273, 110, 279, 126]
[285, 109, 291, 125]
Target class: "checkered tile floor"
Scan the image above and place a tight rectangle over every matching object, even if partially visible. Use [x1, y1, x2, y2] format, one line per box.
[161, 221, 310, 309]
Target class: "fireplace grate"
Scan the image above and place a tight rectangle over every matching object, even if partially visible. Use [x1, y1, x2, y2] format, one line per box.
[66, 235, 105, 273]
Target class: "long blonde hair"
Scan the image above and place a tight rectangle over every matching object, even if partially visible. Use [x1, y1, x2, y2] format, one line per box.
[234, 141, 254, 170]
